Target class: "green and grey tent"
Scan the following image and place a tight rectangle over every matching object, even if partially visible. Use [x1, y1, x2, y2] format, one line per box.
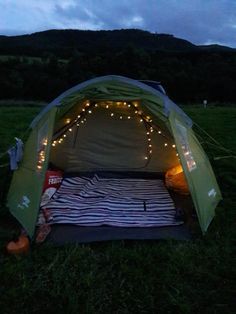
[7, 75, 222, 240]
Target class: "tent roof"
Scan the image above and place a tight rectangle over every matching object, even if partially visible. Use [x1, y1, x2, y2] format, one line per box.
[31, 75, 192, 128]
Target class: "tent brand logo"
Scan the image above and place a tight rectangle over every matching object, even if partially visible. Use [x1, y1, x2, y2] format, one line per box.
[208, 189, 216, 198]
[17, 196, 30, 209]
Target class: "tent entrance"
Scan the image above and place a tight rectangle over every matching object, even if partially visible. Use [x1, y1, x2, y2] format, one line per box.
[36, 100, 194, 241]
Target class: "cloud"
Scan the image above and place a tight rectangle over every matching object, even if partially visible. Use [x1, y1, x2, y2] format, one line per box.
[0, 0, 236, 47]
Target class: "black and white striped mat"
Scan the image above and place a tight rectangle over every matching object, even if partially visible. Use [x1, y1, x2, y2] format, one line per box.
[41, 175, 183, 227]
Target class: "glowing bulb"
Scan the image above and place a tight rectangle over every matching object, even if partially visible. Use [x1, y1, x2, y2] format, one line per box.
[77, 115, 81, 118]
[95, 104, 98, 107]
[144, 156, 148, 160]
[127, 116, 131, 119]
[77, 123, 80, 126]
[120, 116, 123, 119]
[52, 143, 56, 147]
[158, 131, 161, 134]
[106, 105, 109, 109]
[86, 102, 90, 107]
[124, 102, 127, 105]
[149, 150, 152, 154]
[172, 144, 176, 148]
[176, 153, 179, 156]
[134, 103, 138, 107]
[88, 110, 92, 114]
[148, 138, 151, 142]
[63, 134, 66, 138]
[135, 111, 138, 114]
[37, 165, 42, 169]
[149, 144, 152, 148]
[69, 128, 72, 132]
[81, 120, 84, 124]
[140, 119, 143, 122]
[146, 132, 150, 135]
[66, 119, 71, 124]
[164, 143, 168, 147]
[128, 104, 131, 108]
[82, 109, 85, 112]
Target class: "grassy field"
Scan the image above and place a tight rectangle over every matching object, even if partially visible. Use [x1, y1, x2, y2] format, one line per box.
[0, 104, 236, 313]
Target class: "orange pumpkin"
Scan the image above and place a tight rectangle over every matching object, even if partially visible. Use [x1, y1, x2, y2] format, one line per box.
[6, 235, 30, 255]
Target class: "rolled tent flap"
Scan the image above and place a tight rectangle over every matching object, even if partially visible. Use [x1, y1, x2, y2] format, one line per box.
[7, 108, 57, 237]
[169, 110, 222, 232]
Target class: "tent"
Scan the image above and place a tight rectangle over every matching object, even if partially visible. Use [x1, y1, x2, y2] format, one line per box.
[7, 75, 222, 240]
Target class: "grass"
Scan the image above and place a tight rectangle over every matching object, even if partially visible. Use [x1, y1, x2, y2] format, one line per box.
[0, 104, 236, 313]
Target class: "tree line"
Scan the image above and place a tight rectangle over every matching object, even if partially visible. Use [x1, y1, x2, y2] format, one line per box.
[0, 46, 235, 104]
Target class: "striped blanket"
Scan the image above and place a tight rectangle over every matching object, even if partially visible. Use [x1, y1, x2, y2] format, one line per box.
[40, 175, 183, 227]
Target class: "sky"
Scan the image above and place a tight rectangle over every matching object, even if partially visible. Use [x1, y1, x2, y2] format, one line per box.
[0, 0, 236, 47]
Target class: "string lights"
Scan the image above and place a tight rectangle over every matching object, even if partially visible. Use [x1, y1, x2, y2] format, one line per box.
[37, 139, 48, 170]
[50, 100, 179, 162]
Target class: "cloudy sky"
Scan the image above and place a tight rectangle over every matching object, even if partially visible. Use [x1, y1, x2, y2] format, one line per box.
[0, 0, 236, 47]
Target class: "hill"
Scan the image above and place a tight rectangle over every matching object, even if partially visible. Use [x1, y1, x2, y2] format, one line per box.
[0, 29, 235, 103]
[0, 28, 222, 57]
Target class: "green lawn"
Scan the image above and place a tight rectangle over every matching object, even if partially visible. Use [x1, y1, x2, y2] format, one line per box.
[0, 105, 235, 313]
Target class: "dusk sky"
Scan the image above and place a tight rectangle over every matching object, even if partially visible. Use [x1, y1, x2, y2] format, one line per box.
[0, 0, 236, 47]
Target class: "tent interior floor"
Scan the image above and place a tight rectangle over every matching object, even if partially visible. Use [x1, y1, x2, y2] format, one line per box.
[46, 192, 195, 244]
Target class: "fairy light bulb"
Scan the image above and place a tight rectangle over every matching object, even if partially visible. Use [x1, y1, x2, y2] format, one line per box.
[95, 104, 98, 107]
[86, 102, 90, 107]
[77, 115, 81, 118]
[146, 132, 150, 135]
[128, 104, 131, 108]
[144, 156, 148, 160]
[172, 144, 176, 148]
[158, 130, 161, 134]
[127, 116, 131, 119]
[69, 128, 72, 132]
[148, 138, 151, 142]
[77, 123, 80, 126]
[124, 102, 127, 106]
[176, 153, 179, 157]
[149, 150, 152, 154]
[120, 116, 123, 119]
[106, 105, 109, 109]
[82, 108, 85, 112]
[140, 119, 143, 123]
[111, 113, 114, 117]
[164, 143, 168, 147]
[135, 111, 138, 114]
[88, 110, 92, 114]
[63, 134, 67, 138]
[66, 119, 71, 124]
[149, 144, 152, 148]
